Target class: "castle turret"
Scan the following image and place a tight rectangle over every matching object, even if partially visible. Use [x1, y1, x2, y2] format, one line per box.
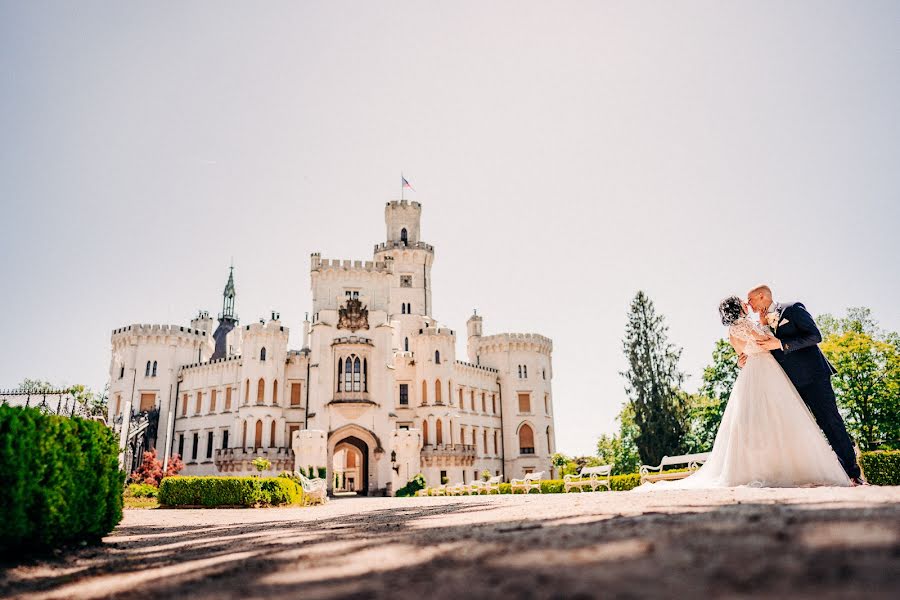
[212, 267, 239, 360]
[466, 311, 483, 364]
[385, 199, 422, 245]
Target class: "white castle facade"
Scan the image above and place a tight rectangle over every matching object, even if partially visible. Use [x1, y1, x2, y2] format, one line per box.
[107, 200, 555, 494]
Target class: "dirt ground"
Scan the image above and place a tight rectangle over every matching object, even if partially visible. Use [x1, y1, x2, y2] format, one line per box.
[2, 486, 899, 600]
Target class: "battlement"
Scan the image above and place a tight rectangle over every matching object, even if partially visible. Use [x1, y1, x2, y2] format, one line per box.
[243, 321, 289, 336]
[476, 332, 553, 355]
[111, 324, 209, 341]
[454, 360, 499, 374]
[180, 354, 242, 372]
[385, 200, 421, 209]
[373, 241, 434, 253]
[310, 254, 394, 274]
[417, 327, 456, 337]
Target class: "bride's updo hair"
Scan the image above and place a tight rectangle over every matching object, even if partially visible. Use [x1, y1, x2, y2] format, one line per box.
[719, 295, 743, 326]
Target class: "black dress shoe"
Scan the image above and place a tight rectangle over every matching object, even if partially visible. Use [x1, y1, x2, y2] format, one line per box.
[850, 477, 870, 486]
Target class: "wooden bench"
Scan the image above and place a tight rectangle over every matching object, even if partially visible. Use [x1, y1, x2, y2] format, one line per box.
[639, 452, 710, 484]
[564, 465, 612, 492]
[510, 471, 544, 494]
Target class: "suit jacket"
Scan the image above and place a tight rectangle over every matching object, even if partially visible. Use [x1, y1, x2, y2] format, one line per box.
[770, 301, 837, 388]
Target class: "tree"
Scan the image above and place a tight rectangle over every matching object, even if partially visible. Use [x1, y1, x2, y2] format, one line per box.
[17, 379, 55, 393]
[684, 339, 739, 452]
[621, 291, 688, 465]
[819, 308, 900, 450]
[595, 403, 641, 474]
[131, 449, 184, 487]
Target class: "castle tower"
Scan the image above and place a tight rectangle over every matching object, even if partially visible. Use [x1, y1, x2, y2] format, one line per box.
[375, 200, 435, 319]
[212, 267, 239, 360]
[466, 311, 483, 363]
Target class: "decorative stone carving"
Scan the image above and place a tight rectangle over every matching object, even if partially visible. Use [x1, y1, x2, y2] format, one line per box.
[338, 297, 369, 332]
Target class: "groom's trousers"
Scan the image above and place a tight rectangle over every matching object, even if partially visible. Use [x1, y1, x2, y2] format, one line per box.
[795, 379, 861, 479]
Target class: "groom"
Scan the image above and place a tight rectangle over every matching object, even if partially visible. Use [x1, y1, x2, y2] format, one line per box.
[745, 285, 864, 485]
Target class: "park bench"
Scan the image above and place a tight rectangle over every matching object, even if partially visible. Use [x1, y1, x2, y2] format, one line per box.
[296, 471, 328, 504]
[639, 452, 711, 484]
[483, 475, 503, 494]
[510, 471, 544, 494]
[564, 465, 612, 492]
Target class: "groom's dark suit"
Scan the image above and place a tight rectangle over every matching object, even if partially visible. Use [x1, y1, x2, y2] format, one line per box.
[770, 302, 860, 479]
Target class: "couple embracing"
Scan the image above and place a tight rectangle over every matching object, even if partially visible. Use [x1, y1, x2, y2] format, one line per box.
[642, 285, 864, 490]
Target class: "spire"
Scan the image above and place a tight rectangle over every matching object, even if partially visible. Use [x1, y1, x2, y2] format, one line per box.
[221, 266, 236, 320]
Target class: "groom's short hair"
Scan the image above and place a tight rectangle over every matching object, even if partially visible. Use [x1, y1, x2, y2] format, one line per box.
[748, 284, 772, 298]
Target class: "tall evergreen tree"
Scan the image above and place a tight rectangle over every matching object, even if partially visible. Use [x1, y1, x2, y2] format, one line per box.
[621, 291, 688, 465]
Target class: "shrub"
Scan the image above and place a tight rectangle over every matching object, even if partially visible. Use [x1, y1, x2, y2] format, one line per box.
[131, 449, 184, 487]
[860, 450, 900, 486]
[158, 476, 303, 507]
[0, 406, 124, 556]
[125, 483, 158, 498]
[396, 473, 426, 497]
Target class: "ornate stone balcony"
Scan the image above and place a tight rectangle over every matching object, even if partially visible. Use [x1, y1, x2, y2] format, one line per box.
[328, 391, 377, 419]
[214, 447, 294, 473]
[421, 443, 476, 467]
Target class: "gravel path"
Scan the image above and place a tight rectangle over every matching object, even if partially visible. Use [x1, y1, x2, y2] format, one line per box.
[2, 487, 899, 599]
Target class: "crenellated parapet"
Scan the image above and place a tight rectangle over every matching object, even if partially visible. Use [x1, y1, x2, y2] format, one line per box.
[454, 360, 499, 375]
[331, 336, 375, 347]
[180, 354, 242, 373]
[310, 253, 394, 274]
[417, 326, 456, 338]
[476, 332, 553, 356]
[111, 323, 209, 346]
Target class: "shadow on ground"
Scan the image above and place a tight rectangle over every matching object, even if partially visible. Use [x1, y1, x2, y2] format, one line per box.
[1, 498, 898, 599]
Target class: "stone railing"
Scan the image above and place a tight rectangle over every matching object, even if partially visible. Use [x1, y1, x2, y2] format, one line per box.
[421, 443, 476, 467]
[214, 447, 294, 473]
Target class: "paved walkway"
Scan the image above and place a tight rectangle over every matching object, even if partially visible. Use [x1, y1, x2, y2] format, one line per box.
[2, 487, 899, 599]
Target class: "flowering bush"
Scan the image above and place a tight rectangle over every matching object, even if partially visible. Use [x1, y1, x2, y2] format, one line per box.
[130, 449, 184, 487]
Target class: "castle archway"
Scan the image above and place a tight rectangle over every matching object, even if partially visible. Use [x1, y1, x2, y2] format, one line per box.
[328, 424, 382, 496]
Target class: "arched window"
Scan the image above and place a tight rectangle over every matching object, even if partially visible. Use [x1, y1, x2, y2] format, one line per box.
[353, 357, 361, 392]
[519, 424, 535, 454]
[435, 350, 440, 364]
[435, 379, 442, 404]
[406, 302, 411, 313]
[254, 420, 263, 448]
[492, 394, 497, 413]
[260, 347, 266, 361]
[344, 357, 352, 392]
[421, 380, 427, 405]
[404, 337, 409, 351]
[483, 430, 488, 453]
[422, 420, 429, 445]
[363, 358, 368, 392]
[119, 365, 124, 379]
[494, 430, 499, 454]
[244, 379, 249, 404]
[145, 361, 151, 377]
[482, 393, 486, 412]
[402, 304, 406, 314]
[458, 388, 463, 406]
[152, 361, 158, 377]
[270, 421, 276, 448]
[436, 419, 443, 445]
[401, 228, 408, 244]
[337, 358, 342, 392]
[272, 380, 278, 405]
[257, 378, 265, 404]
[523, 365, 528, 378]
[242, 421, 247, 448]
[546, 426, 553, 454]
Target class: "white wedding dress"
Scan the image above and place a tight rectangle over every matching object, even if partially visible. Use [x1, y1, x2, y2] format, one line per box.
[637, 318, 850, 489]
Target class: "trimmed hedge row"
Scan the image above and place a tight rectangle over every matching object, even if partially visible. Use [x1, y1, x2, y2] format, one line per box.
[158, 476, 303, 507]
[0, 406, 124, 556]
[861, 450, 900, 486]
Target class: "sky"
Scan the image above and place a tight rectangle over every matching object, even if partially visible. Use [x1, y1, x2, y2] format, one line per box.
[1, 1, 898, 456]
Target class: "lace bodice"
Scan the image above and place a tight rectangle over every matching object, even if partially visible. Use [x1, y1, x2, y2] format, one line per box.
[729, 318, 770, 355]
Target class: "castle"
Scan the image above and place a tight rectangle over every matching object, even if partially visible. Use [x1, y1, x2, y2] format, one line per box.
[107, 200, 555, 494]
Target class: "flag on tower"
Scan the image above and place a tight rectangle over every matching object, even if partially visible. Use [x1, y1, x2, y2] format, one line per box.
[402, 175, 414, 191]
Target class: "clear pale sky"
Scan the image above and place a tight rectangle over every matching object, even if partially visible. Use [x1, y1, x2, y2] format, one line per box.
[2, 2, 898, 455]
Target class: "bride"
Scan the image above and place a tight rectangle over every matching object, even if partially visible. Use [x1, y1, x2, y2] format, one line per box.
[638, 296, 850, 489]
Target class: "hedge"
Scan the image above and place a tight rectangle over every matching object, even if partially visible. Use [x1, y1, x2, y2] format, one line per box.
[0, 406, 124, 556]
[158, 476, 303, 507]
[860, 450, 900, 486]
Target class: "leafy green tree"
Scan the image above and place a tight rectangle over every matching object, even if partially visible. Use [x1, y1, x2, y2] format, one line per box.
[596, 403, 641, 474]
[621, 291, 688, 465]
[819, 308, 900, 450]
[16, 379, 55, 393]
[684, 339, 739, 452]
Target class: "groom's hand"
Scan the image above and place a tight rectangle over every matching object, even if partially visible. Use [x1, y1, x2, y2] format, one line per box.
[756, 338, 783, 351]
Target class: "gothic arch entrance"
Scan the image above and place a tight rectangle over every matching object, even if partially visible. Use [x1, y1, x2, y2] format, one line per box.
[332, 436, 369, 495]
